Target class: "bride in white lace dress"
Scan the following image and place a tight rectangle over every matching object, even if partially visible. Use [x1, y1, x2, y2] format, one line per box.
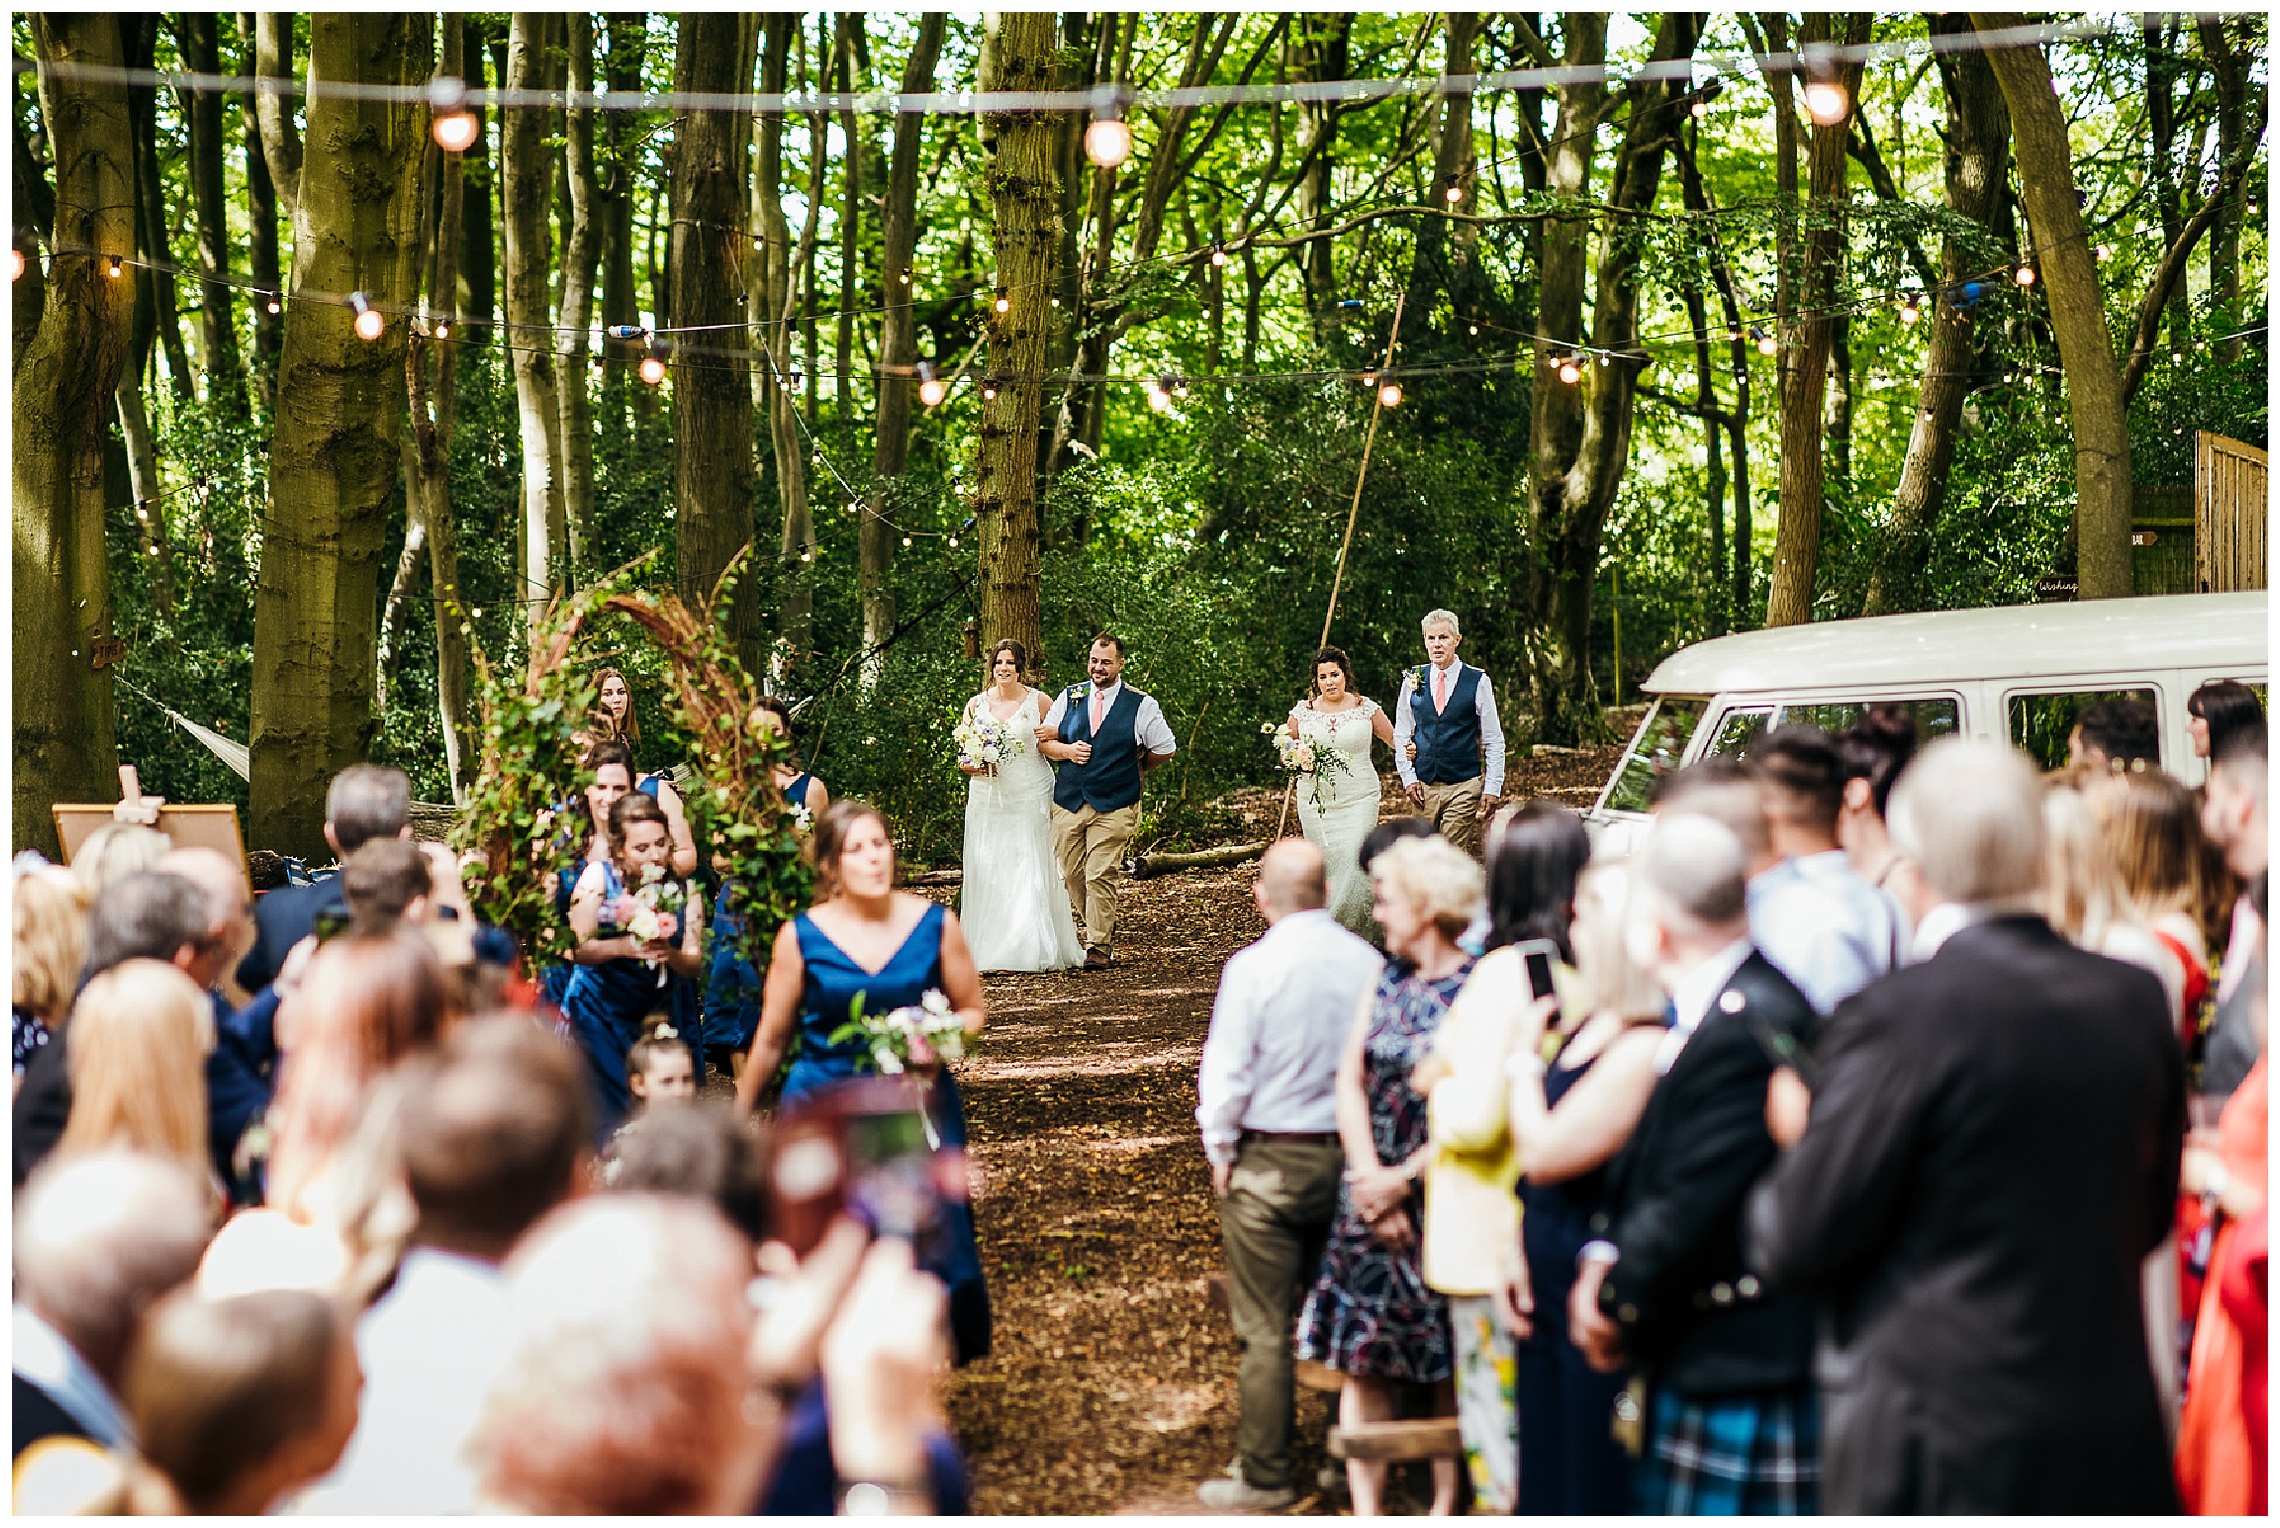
[959, 640, 1085, 971]
[1285, 647, 1399, 933]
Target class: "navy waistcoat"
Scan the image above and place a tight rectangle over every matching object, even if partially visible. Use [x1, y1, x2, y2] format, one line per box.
[1411, 663, 1485, 785]
[1053, 684, 1147, 813]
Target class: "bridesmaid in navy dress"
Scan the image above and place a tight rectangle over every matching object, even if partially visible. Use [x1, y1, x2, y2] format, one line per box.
[541, 738, 637, 1015]
[596, 667, 698, 877]
[564, 791, 706, 1137]
[704, 698, 829, 1084]
[735, 799, 992, 1363]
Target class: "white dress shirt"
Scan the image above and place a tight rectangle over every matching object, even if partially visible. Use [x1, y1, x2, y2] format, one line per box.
[1196, 909, 1384, 1166]
[1040, 679, 1177, 756]
[1655, 936, 1755, 1075]
[294, 1248, 514, 1515]
[1391, 659, 1507, 796]
[1747, 850, 1902, 1015]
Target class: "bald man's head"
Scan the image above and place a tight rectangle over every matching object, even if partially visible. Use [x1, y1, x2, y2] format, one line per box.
[154, 847, 253, 989]
[1255, 838, 1328, 921]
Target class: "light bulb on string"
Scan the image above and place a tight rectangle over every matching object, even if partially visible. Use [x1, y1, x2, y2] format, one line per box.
[1378, 381, 1403, 408]
[1689, 76, 1724, 119]
[427, 76, 480, 152]
[993, 289, 1010, 314]
[1898, 292, 1922, 325]
[1360, 369, 1377, 388]
[2095, 243, 2113, 261]
[917, 362, 944, 407]
[898, 270, 910, 285]
[1556, 356, 1582, 385]
[1800, 48, 1849, 126]
[267, 294, 282, 315]
[1146, 376, 1174, 413]
[980, 377, 998, 402]
[901, 535, 913, 548]
[106, 254, 124, 279]
[640, 345, 668, 385]
[1467, 323, 1478, 336]
[1442, 176, 1463, 205]
[1084, 114, 1133, 170]
[8, 247, 22, 282]
[1752, 325, 1777, 356]
[947, 536, 959, 548]
[1172, 376, 1190, 399]
[349, 291, 384, 341]
[2013, 263, 2037, 287]
[1210, 239, 1228, 268]
[433, 318, 451, 340]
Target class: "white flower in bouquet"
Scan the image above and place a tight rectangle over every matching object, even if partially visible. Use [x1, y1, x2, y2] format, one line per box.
[954, 710, 1026, 772]
[833, 987, 972, 1075]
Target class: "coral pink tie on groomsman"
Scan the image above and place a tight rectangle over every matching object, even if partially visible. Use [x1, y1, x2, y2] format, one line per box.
[1091, 687, 1106, 733]
[1433, 665, 1448, 713]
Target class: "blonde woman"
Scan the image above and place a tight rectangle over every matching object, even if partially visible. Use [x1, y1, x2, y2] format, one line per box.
[2044, 786, 2185, 1024]
[57, 960, 215, 1187]
[14, 864, 87, 1089]
[1503, 861, 1668, 1513]
[2091, 771, 2218, 1047]
[68, 821, 171, 900]
[1294, 835, 1480, 1517]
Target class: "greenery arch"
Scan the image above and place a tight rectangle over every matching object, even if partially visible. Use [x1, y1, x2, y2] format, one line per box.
[451, 566, 812, 973]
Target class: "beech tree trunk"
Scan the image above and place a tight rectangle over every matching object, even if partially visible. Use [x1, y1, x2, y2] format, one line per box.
[1765, 13, 1870, 629]
[123, 18, 192, 402]
[178, 12, 241, 405]
[557, 14, 601, 562]
[412, 17, 473, 798]
[253, 13, 301, 223]
[753, 14, 812, 686]
[239, 13, 282, 388]
[973, 12, 1059, 673]
[1524, 11, 1694, 742]
[670, 11, 761, 674]
[456, 19, 497, 342]
[597, 15, 646, 386]
[1865, 16, 2008, 615]
[1974, 13, 2133, 602]
[503, 13, 569, 598]
[15, 15, 134, 857]
[249, 13, 430, 857]
[835, 13, 862, 447]
[1673, 124, 1754, 629]
[864, 12, 947, 687]
[1406, 11, 1479, 318]
[2197, 17, 2252, 356]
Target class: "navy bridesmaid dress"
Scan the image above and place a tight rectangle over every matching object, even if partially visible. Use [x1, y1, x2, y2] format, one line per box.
[562, 860, 695, 1137]
[783, 900, 992, 1364]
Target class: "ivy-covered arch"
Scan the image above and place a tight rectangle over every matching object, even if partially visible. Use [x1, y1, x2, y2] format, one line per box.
[453, 570, 811, 973]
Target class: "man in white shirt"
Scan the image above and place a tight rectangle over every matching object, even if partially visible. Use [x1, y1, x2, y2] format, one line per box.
[297, 1018, 590, 1514]
[1036, 635, 1177, 967]
[1391, 609, 1507, 853]
[1194, 839, 1383, 1511]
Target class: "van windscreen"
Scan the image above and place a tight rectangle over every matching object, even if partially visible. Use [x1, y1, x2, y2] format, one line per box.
[1601, 697, 1708, 814]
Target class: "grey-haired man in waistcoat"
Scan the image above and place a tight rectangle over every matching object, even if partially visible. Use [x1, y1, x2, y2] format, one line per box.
[1392, 608, 1506, 852]
[1034, 635, 1177, 969]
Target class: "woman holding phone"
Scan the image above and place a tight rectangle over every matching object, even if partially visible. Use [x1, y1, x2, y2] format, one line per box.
[1411, 802, 1590, 1513]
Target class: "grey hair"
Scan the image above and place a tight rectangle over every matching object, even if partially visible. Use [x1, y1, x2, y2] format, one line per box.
[1370, 834, 1484, 938]
[325, 764, 412, 854]
[1257, 837, 1328, 916]
[1420, 608, 1461, 637]
[15, 1149, 214, 1375]
[1637, 813, 1750, 929]
[1887, 737, 2046, 906]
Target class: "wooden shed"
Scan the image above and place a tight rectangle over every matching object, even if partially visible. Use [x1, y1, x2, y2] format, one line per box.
[2197, 431, 2268, 593]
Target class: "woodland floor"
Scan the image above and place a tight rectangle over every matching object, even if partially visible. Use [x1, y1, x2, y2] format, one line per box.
[927, 743, 1624, 1515]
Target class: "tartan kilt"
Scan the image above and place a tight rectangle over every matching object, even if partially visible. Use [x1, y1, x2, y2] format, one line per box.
[1635, 1383, 1820, 1516]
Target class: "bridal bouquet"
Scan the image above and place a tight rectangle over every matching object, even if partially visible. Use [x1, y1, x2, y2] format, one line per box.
[1263, 720, 1354, 809]
[954, 709, 1028, 772]
[613, 863, 687, 968]
[832, 987, 973, 1075]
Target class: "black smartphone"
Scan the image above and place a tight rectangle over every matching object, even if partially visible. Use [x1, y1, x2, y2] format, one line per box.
[1510, 937, 1562, 1006]
[1745, 1010, 1821, 1091]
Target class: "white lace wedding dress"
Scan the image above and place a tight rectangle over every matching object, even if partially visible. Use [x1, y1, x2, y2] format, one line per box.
[960, 689, 1085, 972]
[1289, 697, 1385, 933]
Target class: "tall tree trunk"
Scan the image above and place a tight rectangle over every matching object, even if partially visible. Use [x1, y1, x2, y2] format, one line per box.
[1865, 16, 2009, 615]
[412, 20, 473, 797]
[457, 19, 497, 342]
[1068, 12, 1134, 458]
[864, 12, 946, 688]
[1673, 124, 1755, 628]
[1524, 11, 1695, 742]
[1764, 13, 1870, 629]
[597, 15, 647, 387]
[13, 120, 51, 370]
[253, 13, 302, 223]
[835, 13, 863, 448]
[753, 13, 808, 685]
[15, 15, 135, 857]
[2198, 16, 2251, 356]
[114, 372, 174, 615]
[178, 12, 241, 405]
[670, 11, 762, 674]
[1406, 11, 1478, 318]
[1974, 13, 2133, 602]
[972, 12, 1059, 672]
[239, 14, 282, 391]
[557, 14, 601, 563]
[1295, 14, 1352, 324]
[2142, 16, 2191, 350]
[504, 13, 569, 598]
[1678, 273, 1728, 635]
[249, 14, 431, 857]
[122, 18, 193, 402]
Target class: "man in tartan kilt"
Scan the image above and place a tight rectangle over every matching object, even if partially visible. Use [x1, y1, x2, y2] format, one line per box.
[1567, 812, 1822, 1514]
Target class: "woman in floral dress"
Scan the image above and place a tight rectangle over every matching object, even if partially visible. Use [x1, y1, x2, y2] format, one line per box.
[1296, 835, 1483, 1515]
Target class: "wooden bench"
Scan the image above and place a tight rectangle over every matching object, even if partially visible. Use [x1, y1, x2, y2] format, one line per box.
[1326, 1417, 1464, 1463]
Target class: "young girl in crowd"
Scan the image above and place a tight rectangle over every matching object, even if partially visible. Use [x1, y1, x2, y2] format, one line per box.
[565, 792, 706, 1136]
[627, 1027, 697, 1113]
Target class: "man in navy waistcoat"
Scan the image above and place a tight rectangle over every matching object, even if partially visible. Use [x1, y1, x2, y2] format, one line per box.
[1391, 608, 1506, 852]
[1033, 635, 1177, 970]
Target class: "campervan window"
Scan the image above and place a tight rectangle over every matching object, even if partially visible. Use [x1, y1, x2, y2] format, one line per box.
[1601, 697, 1708, 813]
[2006, 686, 2161, 771]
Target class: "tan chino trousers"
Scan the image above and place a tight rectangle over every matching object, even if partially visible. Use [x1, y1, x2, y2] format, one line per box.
[1050, 801, 1139, 955]
[1414, 776, 1485, 853]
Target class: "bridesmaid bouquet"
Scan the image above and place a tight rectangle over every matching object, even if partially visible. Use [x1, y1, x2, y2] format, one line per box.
[1263, 720, 1353, 809]
[832, 987, 972, 1075]
[954, 710, 1028, 772]
[614, 864, 686, 968]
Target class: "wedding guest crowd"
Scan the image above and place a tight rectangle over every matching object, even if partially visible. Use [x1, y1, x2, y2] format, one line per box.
[1197, 697, 2267, 1515]
[10, 761, 975, 1517]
